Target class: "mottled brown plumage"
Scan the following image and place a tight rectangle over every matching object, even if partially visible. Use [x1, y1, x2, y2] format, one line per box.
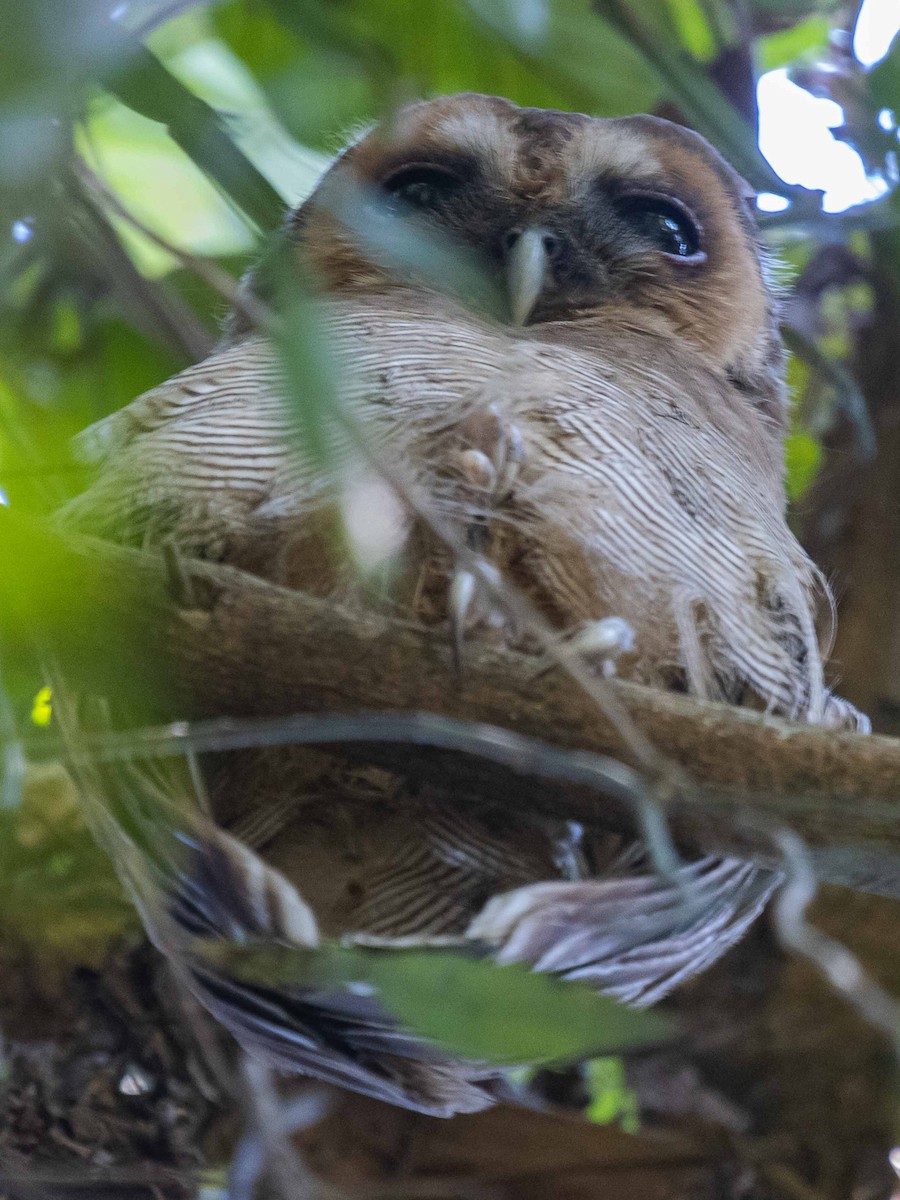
[59, 94, 867, 1116]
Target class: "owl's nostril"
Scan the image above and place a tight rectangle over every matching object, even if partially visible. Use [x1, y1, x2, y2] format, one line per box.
[503, 228, 560, 258]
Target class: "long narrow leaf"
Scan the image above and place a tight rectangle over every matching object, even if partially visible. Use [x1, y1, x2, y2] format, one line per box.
[593, 0, 790, 193]
[101, 34, 284, 232]
[198, 939, 673, 1064]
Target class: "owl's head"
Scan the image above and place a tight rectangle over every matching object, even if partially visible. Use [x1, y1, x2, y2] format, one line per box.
[295, 93, 785, 424]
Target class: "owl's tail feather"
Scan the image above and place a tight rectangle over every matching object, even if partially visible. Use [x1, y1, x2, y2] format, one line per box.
[466, 856, 778, 1009]
[51, 687, 499, 1116]
[51, 683, 775, 1115]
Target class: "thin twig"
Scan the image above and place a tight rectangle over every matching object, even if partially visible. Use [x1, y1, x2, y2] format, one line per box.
[64, 165, 215, 362]
[773, 829, 900, 1054]
[229, 1058, 333, 1200]
[0, 658, 26, 812]
[25, 710, 670, 850]
[782, 324, 876, 462]
[71, 159, 271, 331]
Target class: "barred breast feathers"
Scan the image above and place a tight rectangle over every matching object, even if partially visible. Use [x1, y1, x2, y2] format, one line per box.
[60, 288, 830, 724]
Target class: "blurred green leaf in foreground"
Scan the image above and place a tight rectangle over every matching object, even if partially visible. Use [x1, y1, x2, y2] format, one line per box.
[199, 938, 672, 1065]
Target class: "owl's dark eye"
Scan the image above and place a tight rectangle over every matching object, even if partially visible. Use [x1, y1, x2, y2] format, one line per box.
[616, 193, 704, 260]
[381, 164, 465, 210]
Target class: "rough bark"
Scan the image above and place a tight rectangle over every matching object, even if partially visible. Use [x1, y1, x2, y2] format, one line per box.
[7, 515, 900, 898]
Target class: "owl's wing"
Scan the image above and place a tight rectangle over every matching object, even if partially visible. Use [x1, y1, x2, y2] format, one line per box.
[58, 335, 303, 556]
[466, 856, 778, 1009]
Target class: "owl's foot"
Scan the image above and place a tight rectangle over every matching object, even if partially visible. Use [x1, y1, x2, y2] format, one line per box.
[821, 692, 871, 734]
[449, 568, 478, 670]
[448, 559, 505, 672]
[448, 406, 523, 668]
[455, 404, 524, 504]
[529, 616, 637, 680]
[161, 538, 198, 608]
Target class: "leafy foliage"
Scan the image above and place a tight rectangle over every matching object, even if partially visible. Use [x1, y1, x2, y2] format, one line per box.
[1, 0, 899, 1105]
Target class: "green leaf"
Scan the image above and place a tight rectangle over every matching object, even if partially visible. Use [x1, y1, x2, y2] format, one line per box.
[316, 175, 507, 317]
[869, 32, 900, 116]
[0, 0, 122, 189]
[262, 173, 506, 486]
[0, 319, 183, 513]
[758, 16, 829, 72]
[592, 0, 786, 193]
[149, 11, 331, 200]
[101, 33, 284, 232]
[665, 0, 717, 62]
[783, 324, 876, 463]
[197, 940, 673, 1064]
[252, 0, 659, 121]
[213, 2, 378, 150]
[784, 429, 822, 502]
[465, 0, 662, 115]
[263, 0, 379, 63]
[77, 95, 254, 277]
[0, 511, 176, 715]
[263, 55, 377, 151]
[585, 1056, 640, 1131]
[214, 2, 306, 78]
[272, 264, 342, 475]
[268, 182, 505, 485]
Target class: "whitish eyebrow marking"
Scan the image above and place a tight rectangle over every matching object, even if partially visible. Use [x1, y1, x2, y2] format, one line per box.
[568, 125, 661, 185]
[436, 109, 519, 178]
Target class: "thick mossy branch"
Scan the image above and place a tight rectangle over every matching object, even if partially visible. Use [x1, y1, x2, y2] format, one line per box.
[5, 513, 900, 898]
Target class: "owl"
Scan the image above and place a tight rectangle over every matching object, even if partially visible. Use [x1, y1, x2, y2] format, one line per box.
[58, 94, 867, 1117]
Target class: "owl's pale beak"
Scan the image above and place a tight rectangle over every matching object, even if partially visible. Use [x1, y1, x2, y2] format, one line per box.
[505, 227, 552, 325]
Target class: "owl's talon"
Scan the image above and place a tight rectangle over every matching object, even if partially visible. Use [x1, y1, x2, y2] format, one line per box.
[161, 539, 197, 608]
[458, 448, 497, 493]
[495, 420, 524, 502]
[448, 561, 506, 667]
[821, 692, 871, 734]
[451, 411, 523, 659]
[456, 406, 524, 504]
[570, 616, 637, 671]
[530, 616, 637, 680]
[449, 568, 478, 671]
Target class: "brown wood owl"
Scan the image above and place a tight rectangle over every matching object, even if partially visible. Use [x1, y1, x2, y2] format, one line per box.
[59, 94, 867, 1117]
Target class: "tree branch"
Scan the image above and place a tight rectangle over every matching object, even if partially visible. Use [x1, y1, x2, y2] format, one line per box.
[6, 514, 900, 898]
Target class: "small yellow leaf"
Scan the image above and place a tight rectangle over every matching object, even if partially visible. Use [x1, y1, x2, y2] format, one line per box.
[30, 685, 53, 728]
